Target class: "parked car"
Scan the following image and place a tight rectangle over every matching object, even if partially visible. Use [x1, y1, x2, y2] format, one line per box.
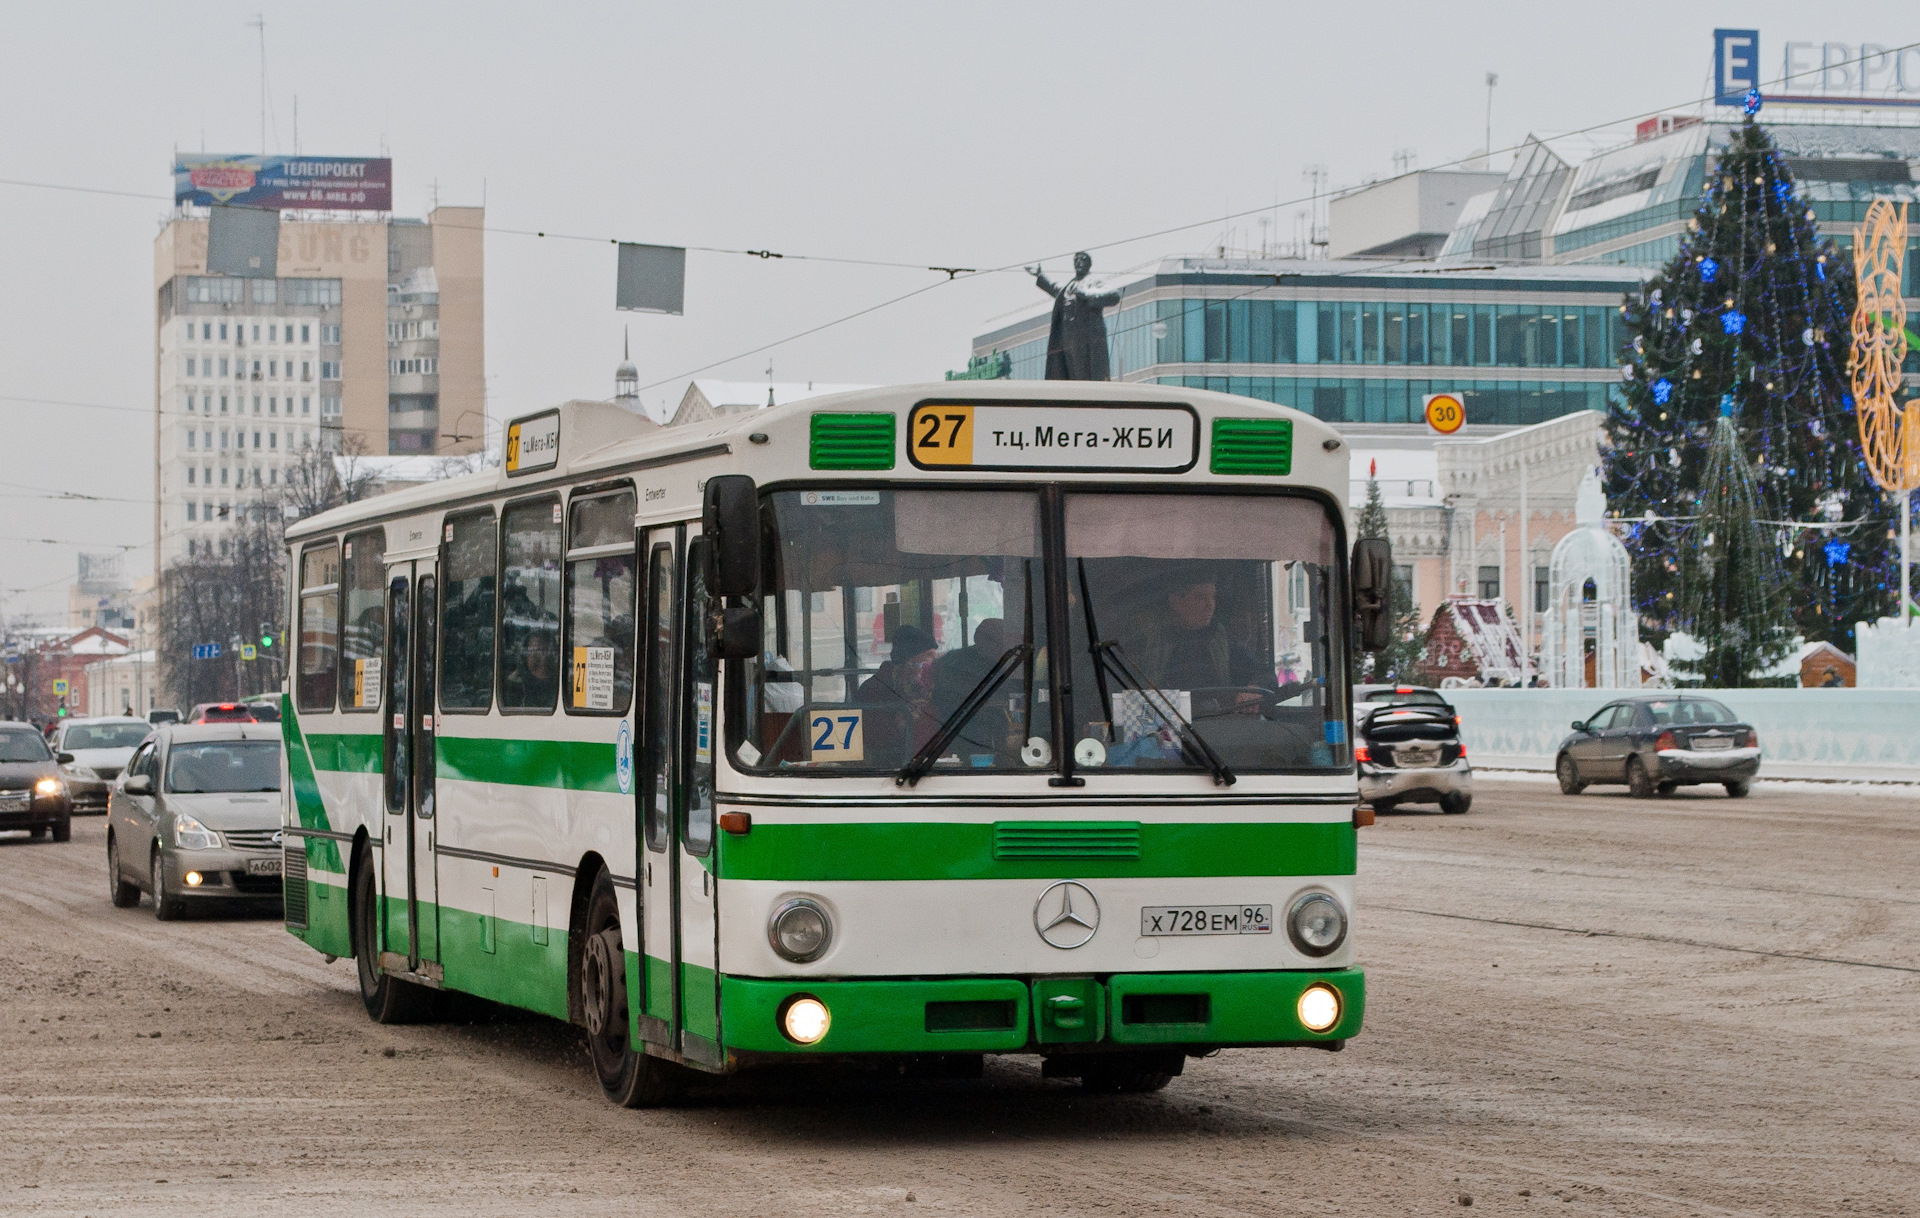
[1554, 695, 1760, 799]
[50, 716, 152, 815]
[147, 709, 181, 726]
[1353, 684, 1472, 814]
[106, 723, 284, 918]
[186, 702, 256, 724]
[0, 721, 73, 841]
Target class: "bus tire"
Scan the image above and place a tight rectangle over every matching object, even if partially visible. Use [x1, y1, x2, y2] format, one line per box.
[351, 852, 434, 1025]
[1079, 1051, 1182, 1094]
[580, 868, 681, 1108]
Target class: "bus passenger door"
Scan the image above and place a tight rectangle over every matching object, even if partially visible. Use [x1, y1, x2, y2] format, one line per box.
[637, 526, 722, 1066]
[380, 561, 441, 976]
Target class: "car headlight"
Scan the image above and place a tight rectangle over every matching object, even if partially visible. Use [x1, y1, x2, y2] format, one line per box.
[173, 813, 220, 851]
[768, 897, 833, 963]
[34, 776, 64, 798]
[1287, 892, 1348, 957]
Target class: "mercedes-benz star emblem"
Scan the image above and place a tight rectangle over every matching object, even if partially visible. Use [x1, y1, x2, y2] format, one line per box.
[1033, 880, 1100, 949]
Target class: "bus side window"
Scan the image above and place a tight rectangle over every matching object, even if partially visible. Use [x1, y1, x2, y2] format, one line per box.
[297, 542, 340, 712]
[338, 529, 387, 711]
[500, 499, 562, 712]
[642, 541, 677, 854]
[564, 489, 637, 715]
[440, 512, 497, 712]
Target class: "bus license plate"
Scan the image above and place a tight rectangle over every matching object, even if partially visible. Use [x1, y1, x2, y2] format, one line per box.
[1140, 905, 1272, 936]
[247, 858, 282, 876]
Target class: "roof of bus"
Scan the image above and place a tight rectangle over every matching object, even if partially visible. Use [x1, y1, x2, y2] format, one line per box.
[285, 381, 1346, 542]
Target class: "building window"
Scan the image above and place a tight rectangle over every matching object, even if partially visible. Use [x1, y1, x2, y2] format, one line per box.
[319, 397, 339, 419]
[300, 324, 310, 343]
[217, 357, 228, 377]
[219, 396, 228, 414]
[253, 431, 261, 448]
[269, 360, 277, 378]
[269, 468, 278, 485]
[302, 396, 312, 415]
[219, 431, 228, 450]
[220, 467, 229, 485]
[1478, 565, 1501, 600]
[269, 431, 277, 450]
[301, 361, 312, 381]
[187, 465, 196, 483]
[284, 279, 342, 308]
[250, 360, 261, 379]
[187, 430, 196, 450]
[319, 323, 340, 343]
[1535, 565, 1549, 614]
[320, 361, 340, 380]
[187, 502, 197, 521]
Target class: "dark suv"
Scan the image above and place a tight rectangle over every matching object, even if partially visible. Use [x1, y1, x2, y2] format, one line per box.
[0, 722, 73, 841]
[1555, 695, 1760, 799]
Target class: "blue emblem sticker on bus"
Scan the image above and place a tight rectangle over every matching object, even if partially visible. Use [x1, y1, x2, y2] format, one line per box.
[1323, 720, 1347, 744]
[615, 720, 633, 794]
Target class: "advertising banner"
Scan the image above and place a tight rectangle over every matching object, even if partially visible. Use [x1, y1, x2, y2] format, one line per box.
[173, 155, 393, 211]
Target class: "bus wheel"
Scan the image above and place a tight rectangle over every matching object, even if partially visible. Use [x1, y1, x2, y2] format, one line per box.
[351, 854, 434, 1024]
[1078, 1051, 1182, 1094]
[580, 868, 681, 1108]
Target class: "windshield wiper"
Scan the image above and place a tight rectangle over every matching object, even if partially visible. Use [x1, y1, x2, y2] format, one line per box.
[895, 644, 1031, 788]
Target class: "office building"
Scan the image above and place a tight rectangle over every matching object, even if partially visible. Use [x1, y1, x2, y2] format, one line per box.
[153, 205, 483, 568]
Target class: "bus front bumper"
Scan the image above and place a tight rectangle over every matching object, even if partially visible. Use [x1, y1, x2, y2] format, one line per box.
[718, 968, 1364, 1057]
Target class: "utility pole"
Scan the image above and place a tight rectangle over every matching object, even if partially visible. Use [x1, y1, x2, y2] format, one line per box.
[1485, 72, 1499, 169]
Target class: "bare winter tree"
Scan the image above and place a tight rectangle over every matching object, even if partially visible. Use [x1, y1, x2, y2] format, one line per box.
[280, 433, 379, 523]
[158, 501, 290, 708]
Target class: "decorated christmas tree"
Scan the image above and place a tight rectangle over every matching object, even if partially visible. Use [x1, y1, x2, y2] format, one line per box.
[1605, 106, 1896, 670]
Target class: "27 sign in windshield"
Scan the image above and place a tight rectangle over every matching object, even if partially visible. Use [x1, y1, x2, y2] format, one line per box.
[907, 402, 1198, 473]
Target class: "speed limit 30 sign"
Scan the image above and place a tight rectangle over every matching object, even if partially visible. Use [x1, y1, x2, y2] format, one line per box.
[1424, 392, 1465, 434]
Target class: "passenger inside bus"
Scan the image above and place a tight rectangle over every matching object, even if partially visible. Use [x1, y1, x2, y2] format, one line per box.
[503, 626, 560, 708]
[854, 624, 937, 761]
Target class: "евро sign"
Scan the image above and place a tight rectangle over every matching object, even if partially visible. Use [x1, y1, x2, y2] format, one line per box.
[1713, 30, 1920, 106]
[906, 402, 1198, 473]
[505, 410, 561, 476]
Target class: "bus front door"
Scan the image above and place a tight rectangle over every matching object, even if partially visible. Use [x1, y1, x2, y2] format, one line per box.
[380, 561, 442, 978]
[638, 527, 721, 1066]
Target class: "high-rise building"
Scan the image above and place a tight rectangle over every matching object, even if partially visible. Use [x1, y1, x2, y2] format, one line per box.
[152, 205, 483, 568]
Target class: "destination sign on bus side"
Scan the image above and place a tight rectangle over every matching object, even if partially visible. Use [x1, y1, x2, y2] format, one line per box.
[907, 402, 1198, 472]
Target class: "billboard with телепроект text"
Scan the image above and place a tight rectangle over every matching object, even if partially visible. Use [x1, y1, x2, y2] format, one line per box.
[174, 155, 393, 211]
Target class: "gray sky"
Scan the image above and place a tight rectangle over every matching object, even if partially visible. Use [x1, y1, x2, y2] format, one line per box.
[0, 1, 1891, 616]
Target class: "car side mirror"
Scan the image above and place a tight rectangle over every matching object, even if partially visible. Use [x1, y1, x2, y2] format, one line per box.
[1571, 720, 1585, 731]
[702, 475, 761, 598]
[123, 774, 153, 796]
[1350, 536, 1392, 653]
[56, 751, 75, 765]
[713, 605, 762, 660]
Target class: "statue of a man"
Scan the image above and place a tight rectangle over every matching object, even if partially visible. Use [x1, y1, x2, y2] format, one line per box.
[1028, 251, 1120, 381]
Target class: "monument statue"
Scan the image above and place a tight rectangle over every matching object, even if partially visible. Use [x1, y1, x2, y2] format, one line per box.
[1028, 252, 1120, 381]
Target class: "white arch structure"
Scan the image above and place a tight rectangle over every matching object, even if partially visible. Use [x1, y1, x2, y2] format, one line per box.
[1543, 469, 1637, 689]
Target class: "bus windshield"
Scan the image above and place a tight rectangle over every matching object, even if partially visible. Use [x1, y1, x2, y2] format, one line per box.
[729, 487, 1348, 776]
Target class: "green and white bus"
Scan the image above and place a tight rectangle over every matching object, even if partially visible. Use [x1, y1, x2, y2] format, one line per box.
[280, 381, 1391, 1103]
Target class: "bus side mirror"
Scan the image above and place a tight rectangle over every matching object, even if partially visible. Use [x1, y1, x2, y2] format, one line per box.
[713, 605, 762, 660]
[702, 475, 761, 598]
[1351, 537, 1392, 653]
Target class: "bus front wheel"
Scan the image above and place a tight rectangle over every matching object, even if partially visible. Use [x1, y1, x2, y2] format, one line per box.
[351, 853, 434, 1025]
[580, 868, 681, 1108]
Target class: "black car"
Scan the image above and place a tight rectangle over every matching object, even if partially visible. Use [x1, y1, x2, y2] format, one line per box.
[0, 721, 74, 841]
[1555, 695, 1760, 799]
[1352, 685, 1473, 815]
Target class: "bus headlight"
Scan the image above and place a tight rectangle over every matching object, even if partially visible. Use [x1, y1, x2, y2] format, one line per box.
[768, 897, 833, 963]
[780, 995, 831, 1045]
[1298, 983, 1342, 1032]
[1287, 892, 1347, 957]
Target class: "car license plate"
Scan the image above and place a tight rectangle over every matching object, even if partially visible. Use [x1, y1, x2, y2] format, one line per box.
[1694, 737, 1733, 751]
[1140, 905, 1272, 936]
[247, 858, 283, 876]
[1394, 745, 1440, 767]
[0, 794, 26, 812]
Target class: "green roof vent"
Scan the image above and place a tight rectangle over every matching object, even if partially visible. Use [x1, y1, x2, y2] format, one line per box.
[1210, 417, 1293, 476]
[810, 412, 896, 470]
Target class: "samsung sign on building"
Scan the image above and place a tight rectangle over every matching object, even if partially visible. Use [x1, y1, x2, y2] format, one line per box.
[1715, 29, 1920, 107]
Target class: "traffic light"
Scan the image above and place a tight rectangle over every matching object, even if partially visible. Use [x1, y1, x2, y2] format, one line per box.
[260, 633, 274, 648]
[260, 622, 276, 648]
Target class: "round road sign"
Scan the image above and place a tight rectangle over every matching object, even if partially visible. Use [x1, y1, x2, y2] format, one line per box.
[1424, 392, 1465, 434]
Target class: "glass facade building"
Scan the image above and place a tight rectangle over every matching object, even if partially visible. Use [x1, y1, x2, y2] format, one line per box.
[975, 260, 1642, 428]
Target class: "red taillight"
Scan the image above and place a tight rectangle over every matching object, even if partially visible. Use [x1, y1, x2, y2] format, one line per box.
[1395, 687, 1414, 694]
[1456, 742, 1467, 758]
[1743, 729, 1758, 750]
[1656, 730, 1677, 751]
[218, 703, 239, 710]
[1354, 745, 1373, 764]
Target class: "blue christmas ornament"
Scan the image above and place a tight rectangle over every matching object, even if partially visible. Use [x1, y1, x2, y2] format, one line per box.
[1722, 310, 1746, 335]
[1652, 378, 1673, 405]
[1773, 181, 1791, 203]
[1743, 87, 1763, 116]
[1699, 257, 1718, 282]
[1842, 394, 1854, 413]
[1824, 539, 1850, 566]
[1718, 393, 1735, 417]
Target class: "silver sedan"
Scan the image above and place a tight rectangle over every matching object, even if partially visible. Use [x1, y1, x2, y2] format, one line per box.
[105, 723, 284, 919]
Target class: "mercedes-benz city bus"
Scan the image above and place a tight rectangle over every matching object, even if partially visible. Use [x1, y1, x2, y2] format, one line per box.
[279, 382, 1391, 1104]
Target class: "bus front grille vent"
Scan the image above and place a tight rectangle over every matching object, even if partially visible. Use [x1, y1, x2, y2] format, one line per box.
[283, 841, 308, 929]
[1209, 417, 1293, 476]
[993, 820, 1140, 860]
[810, 412, 897, 470]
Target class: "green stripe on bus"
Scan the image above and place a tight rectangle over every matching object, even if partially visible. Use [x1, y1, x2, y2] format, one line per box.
[718, 820, 1354, 881]
[436, 736, 620, 792]
[304, 731, 383, 773]
[280, 705, 345, 874]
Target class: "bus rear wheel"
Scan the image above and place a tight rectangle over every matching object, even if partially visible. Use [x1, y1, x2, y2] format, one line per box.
[351, 852, 434, 1025]
[580, 868, 681, 1108]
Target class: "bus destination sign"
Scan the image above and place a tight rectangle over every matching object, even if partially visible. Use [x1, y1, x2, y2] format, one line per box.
[505, 410, 561, 476]
[906, 401, 1198, 473]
